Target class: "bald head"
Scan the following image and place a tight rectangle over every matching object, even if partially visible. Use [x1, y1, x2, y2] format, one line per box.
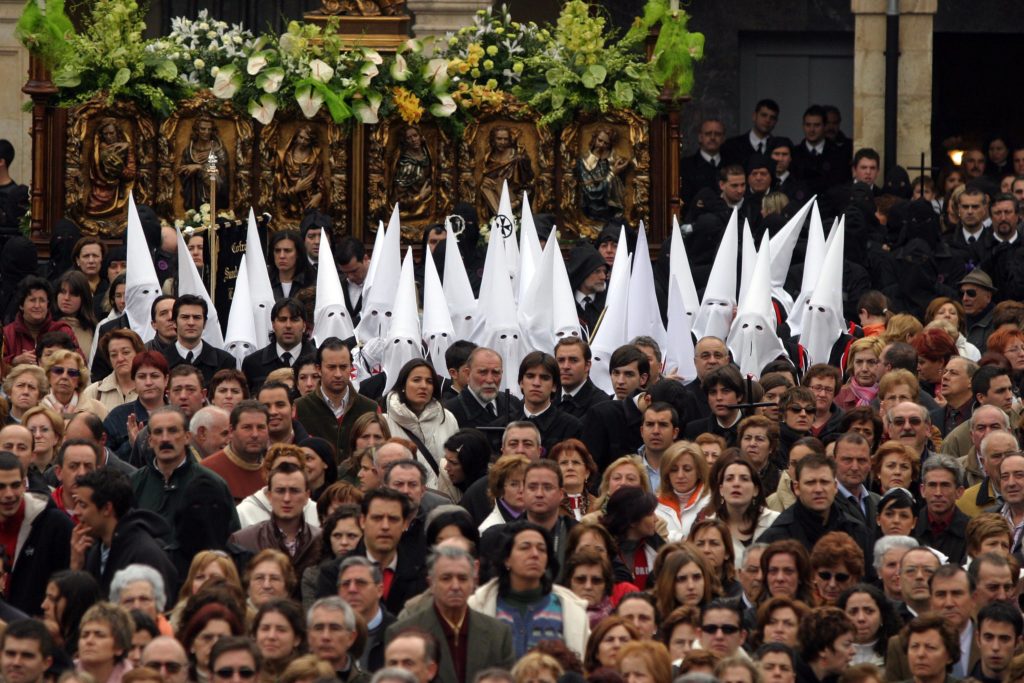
[377, 443, 414, 472]
[0, 424, 33, 468]
[141, 636, 189, 683]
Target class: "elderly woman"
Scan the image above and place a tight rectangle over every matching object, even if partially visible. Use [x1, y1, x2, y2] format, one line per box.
[873, 442, 920, 496]
[695, 433, 728, 466]
[655, 442, 711, 541]
[468, 520, 591, 658]
[383, 358, 460, 500]
[810, 531, 865, 606]
[22, 405, 63, 474]
[76, 602, 135, 683]
[835, 337, 886, 410]
[603, 486, 665, 589]
[587, 456, 653, 521]
[245, 549, 296, 610]
[81, 329, 143, 412]
[109, 564, 173, 638]
[550, 439, 599, 520]
[926, 296, 982, 361]
[42, 349, 107, 419]
[965, 513, 1014, 565]
[479, 453, 530, 532]
[882, 313, 924, 346]
[873, 535, 919, 603]
[902, 614, 960, 683]
[3, 364, 47, 425]
[252, 599, 306, 683]
[512, 652, 563, 683]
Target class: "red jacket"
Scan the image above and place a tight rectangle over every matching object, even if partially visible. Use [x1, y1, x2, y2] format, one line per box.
[2, 313, 81, 366]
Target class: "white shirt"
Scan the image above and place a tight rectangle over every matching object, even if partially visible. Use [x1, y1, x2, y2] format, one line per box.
[320, 385, 351, 419]
[955, 622, 972, 678]
[962, 226, 985, 243]
[575, 290, 595, 308]
[700, 150, 721, 166]
[748, 130, 768, 153]
[524, 403, 552, 419]
[777, 170, 790, 183]
[275, 343, 299, 365]
[994, 230, 1019, 244]
[346, 279, 363, 305]
[175, 340, 204, 360]
[805, 140, 825, 155]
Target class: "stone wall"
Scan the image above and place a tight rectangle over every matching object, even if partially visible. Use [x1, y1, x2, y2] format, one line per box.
[0, 0, 33, 186]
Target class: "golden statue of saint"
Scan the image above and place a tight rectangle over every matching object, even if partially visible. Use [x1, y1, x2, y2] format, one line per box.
[321, 0, 407, 15]
[86, 118, 136, 217]
[577, 126, 632, 221]
[479, 125, 534, 221]
[391, 126, 433, 222]
[177, 115, 228, 212]
[276, 124, 326, 220]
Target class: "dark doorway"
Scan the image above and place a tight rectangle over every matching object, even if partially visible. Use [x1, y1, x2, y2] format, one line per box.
[932, 33, 1024, 165]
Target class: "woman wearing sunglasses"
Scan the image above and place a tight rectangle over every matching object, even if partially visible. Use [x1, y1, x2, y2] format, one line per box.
[809, 531, 864, 606]
[42, 349, 108, 420]
[209, 637, 262, 683]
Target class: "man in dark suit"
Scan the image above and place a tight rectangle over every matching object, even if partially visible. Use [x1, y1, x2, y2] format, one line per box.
[833, 432, 880, 529]
[767, 137, 811, 205]
[336, 236, 371, 326]
[791, 105, 849, 196]
[565, 243, 608, 339]
[160, 294, 235, 384]
[317, 488, 427, 615]
[581, 346, 650, 471]
[444, 347, 522, 430]
[554, 337, 611, 419]
[386, 544, 514, 683]
[490, 352, 581, 454]
[681, 119, 725, 209]
[241, 298, 315, 393]
[945, 186, 995, 267]
[721, 98, 779, 168]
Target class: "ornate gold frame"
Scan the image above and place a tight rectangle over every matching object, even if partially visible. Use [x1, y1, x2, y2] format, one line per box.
[64, 97, 158, 236]
[559, 109, 650, 239]
[156, 92, 254, 219]
[257, 111, 350, 233]
[366, 117, 455, 241]
[458, 95, 555, 224]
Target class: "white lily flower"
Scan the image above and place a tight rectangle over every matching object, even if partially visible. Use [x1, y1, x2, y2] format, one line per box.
[212, 66, 241, 99]
[246, 53, 268, 75]
[309, 59, 334, 83]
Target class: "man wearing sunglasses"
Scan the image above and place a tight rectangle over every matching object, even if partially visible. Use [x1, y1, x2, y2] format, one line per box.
[209, 637, 261, 683]
[958, 269, 997, 353]
[886, 402, 935, 461]
[141, 636, 189, 683]
[699, 599, 747, 659]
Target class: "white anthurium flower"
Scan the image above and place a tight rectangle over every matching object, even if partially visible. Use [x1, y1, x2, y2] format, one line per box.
[424, 58, 450, 87]
[430, 94, 457, 118]
[309, 58, 334, 83]
[353, 90, 382, 124]
[296, 85, 324, 118]
[358, 62, 379, 87]
[390, 54, 410, 81]
[404, 38, 423, 53]
[257, 67, 284, 93]
[246, 53, 268, 75]
[212, 66, 241, 99]
[248, 94, 278, 125]
[363, 49, 383, 65]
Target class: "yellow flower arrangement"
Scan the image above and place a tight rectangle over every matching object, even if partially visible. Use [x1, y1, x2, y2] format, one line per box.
[392, 86, 423, 124]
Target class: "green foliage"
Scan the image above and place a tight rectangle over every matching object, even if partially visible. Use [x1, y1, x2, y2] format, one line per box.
[627, 0, 705, 97]
[15, 0, 75, 70]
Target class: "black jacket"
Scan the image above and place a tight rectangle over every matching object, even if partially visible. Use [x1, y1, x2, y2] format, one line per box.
[444, 388, 522, 431]
[489, 404, 582, 455]
[84, 508, 179, 598]
[316, 540, 427, 616]
[758, 498, 872, 570]
[556, 379, 612, 420]
[912, 507, 970, 565]
[791, 140, 848, 196]
[89, 313, 130, 382]
[161, 342, 237, 384]
[581, 396, 644, 471]
[684, 415, 739, 447]
[7, 493, 74, 615]
[241, 340, 316, 393]
[681, 151, 721, 208]
[721, 132, 770, 169]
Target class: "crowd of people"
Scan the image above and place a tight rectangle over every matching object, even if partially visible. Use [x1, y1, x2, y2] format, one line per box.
[0, 94, 1021, 683]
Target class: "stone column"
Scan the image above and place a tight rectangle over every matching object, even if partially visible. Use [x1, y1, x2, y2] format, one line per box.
[850, 0, 887, 169]
[408, 0, 492, 41]
[896, 0, 937, 172]
[0, 0, 34, 186]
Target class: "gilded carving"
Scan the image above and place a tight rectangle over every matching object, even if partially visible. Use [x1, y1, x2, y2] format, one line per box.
[560, 109, 650, 239]
[64, 98, 157, 236]
[317, 0, 407, 16]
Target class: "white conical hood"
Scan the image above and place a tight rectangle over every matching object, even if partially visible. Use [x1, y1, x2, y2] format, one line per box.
[363, 218, 387, 295]
[787, 201, 827, 335]
[728, 233, 786, 378]
[312, 227, 356, 346]
[662, 274, 698, 382]
[382, 249, 423, 393]
[356, 204, 402, 343]
[668, 214, 700, 320]
[243, 209, 275, 345]
[801, 217, 847, 366]
[516, 192, 542, 304]
[692, 208, 739, 341]
[422, 245, 455, 376]
[769, 195, 815, 312]
[124, 193, 161, 343]
[626, 221, 667, 349]
[589, 227, 631, 395]
[492, 180, 521, 298]
[519, 229, 581, 352]
[443, 216, 478, 340]
[472, 224, 526, 397]
[174, 228, 224, 348]
[738, 218, 756, 306]
[223, 256, 259, 368]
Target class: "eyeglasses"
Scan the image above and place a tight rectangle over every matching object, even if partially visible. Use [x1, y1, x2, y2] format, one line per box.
[787, 405, 814, 414]
[701, 623, 741, 635]
[961, 288, 979, 298]
[817, 570, 851, 583]
[213, 667, 257, 680]
[49, 366, 81, 378]
[891, 416, 924, 427]
[144, 661, 185, 674]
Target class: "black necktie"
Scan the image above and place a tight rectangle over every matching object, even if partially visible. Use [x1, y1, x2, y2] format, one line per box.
[184, 351, 194, 364]
[581, 296, 592, 310]
[281, 351, 292, 366]
[486, 403, 497, 418]
[758, 142, 765, 154]
[968, 235, 977, 245]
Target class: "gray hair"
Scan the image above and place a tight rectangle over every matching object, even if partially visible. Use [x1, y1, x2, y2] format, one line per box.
[308, 596, 357, 631]
[872, 535, 919, 572]
[502, 421, 541, 446]
[109, 564, 167, 612]
[338, 555, 383, 585]
[629, 336, 662, 361]
[190, 405, 229, 432]
[981, 429, 1019, 459]
[371, 669, 419, 683]
[383, 458, 428, 486]
[741, 543, 769, 567]
[427, 544, 475, 579]
[970, 405, 1010, 431]
[886, 402, 930, 425]
[921, 453, 965, 488]
[675, 675, 720, 683]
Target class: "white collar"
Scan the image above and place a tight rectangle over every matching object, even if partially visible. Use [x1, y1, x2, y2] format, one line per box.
[524, 403, 551, 419]
[777, 170, 790, 183]
[700, 150, 721, 165]
[962, 226, 985, 242]
[748, 130, 768, 149]
[175, 340, 204, 359]
[275, 342, 299, 361]
[994, 230, 1018, 244]
[806, 140, 824, 154]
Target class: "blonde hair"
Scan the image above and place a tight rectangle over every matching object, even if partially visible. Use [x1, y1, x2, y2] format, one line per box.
[2, 364, 48, 396]
[882, 314, 924, 345]
[43, 349, 90, 386]
[177, 550, 243, 603]
[594, 455, 650, 508]
[512, 652, 563, 683]
[658, 442, 709, 498]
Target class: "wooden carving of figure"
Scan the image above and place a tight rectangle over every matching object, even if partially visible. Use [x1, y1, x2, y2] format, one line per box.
[86, 118, 136, 217]
[479, 125, 534, 221]
[391, 125, 433, 222]
[577, 125, 632, 221]
[276, 124, 325, 219]
[177, 115, 228, 212]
